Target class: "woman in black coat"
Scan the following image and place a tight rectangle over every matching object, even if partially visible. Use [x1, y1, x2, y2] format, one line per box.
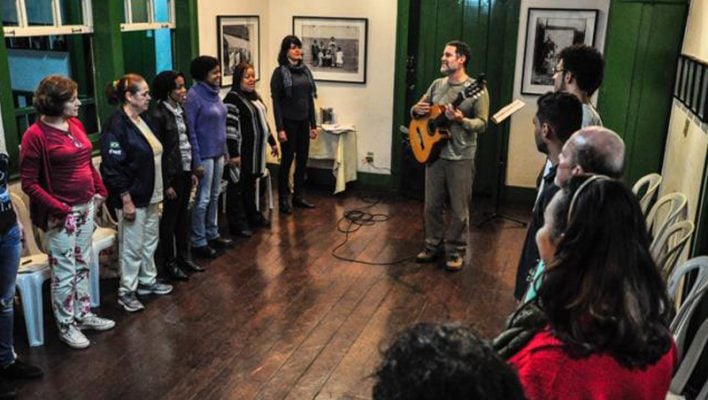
[224, 63, 278, 235]
[150, 71, 204, 280]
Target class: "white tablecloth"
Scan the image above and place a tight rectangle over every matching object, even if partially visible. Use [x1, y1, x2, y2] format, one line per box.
[308, 126, 357, 194]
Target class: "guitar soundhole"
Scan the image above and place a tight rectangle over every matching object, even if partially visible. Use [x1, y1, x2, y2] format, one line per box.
[427, 121, 436, 136]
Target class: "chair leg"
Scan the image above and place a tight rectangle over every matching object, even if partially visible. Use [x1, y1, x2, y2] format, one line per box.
[266, 174, 273, 211]
[16, 272, 47, 347]
[255, 178, 261, 212]
[89, 247, 101, 308]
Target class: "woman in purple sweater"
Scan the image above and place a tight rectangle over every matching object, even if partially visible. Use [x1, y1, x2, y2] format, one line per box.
[185, 56, 233, 259]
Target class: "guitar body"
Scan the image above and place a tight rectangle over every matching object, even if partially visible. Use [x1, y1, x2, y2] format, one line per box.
[406, 74, 487, 164]
[408, 105, 449, 164]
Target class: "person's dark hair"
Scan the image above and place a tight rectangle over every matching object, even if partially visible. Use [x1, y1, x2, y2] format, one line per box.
[373, 323, 525, 400]
[536, 174, 673, 368]
[558, 44, 605, 97]
[536, 91, 583, 143]
[104, 73, 145, 106]
[277, 35, 303, 66]
[190, 55, 219, 82]
[230, 62, 252, 92]
[34, 75, 78, 117]
[151, 70, 185, 102]
[446, 40, 472, 68]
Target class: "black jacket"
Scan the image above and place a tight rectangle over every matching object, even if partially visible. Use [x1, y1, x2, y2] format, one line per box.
[100, 109, 156, 209]
[149, 102, 190, 190]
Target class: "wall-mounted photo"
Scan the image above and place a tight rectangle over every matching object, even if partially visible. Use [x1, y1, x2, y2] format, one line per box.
[521, 8, 598, 95]
[292, 16, 368, 84]
[217, 15, 260, 87]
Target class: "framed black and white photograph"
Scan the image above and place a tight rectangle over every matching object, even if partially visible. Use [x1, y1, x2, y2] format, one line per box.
[521, 8, 598, 95]
[292, 16, 368, 84]
[217, 15, 260, 87]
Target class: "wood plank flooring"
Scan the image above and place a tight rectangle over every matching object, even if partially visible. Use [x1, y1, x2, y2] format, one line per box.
[12, 188, 529, 399]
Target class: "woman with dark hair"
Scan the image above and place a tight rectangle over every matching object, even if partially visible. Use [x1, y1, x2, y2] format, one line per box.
[223, 63, 278, 236]
[101, 73, 173, 313]
[20, 75, 114, 349]
[0, 153, 43, 395]
[495, 175, 676, 400]
[270, 35, 318, 214]
[150, 70, 204, 280]
[186, 56, 233, 259]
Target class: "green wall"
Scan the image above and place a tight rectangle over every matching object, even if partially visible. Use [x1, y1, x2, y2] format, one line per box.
[598, 0, 688, 186]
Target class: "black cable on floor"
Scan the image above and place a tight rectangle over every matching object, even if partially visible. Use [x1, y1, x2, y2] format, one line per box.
[331, 192, 416, 266]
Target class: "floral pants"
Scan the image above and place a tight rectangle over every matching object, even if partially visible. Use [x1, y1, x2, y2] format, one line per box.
[45, 201, 94, 327]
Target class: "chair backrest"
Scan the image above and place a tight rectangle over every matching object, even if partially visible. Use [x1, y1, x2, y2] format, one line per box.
[667, 256, 708, 398]
[9, 192, 43, 257]
[651, 220, 694, 279]
[95, 202, 118, 229]
[632, 173, 662, 216]
[646, 192, 688, 241]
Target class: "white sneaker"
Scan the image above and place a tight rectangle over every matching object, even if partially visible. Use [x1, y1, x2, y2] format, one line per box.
[58, 324, 90, 349]
[77, 314, 116, 331]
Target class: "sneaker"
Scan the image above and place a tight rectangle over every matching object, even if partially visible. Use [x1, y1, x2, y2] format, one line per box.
[77, 314, 116, 331]
[0, 359, 43, 379]
[58, 324, 90, 349]
[118, 293, 145, 313]
[446, 254, 464, 271]
[137, 282, 173, 296]
[415, 248, 440, 263]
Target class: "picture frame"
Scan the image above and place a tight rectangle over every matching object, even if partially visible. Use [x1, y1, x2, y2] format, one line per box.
[292, 16, 368, 84]
[217, 15, 260, 87]
[521, 8, 599, 95]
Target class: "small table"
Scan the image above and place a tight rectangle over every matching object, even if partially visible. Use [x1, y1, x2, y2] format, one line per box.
[308, 125, 357, 194]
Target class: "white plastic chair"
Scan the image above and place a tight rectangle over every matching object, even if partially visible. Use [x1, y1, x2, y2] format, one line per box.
[645, 192, 688, 243]
[651, 220, 694, 279]
[255, 168, 273, 212]
[632, 173, 662, 216]
[667, 256, 708, 398]
[90, 204, 117, 307]
[10, 192, 50, 347]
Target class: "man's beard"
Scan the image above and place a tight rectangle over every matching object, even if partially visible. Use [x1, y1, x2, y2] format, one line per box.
[440, 63, 455, 76]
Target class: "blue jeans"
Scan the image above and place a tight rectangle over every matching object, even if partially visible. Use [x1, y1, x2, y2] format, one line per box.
[0, 224, 20, 366]
[191, 156, 224, 247]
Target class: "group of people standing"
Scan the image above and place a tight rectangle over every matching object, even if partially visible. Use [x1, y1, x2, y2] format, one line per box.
[0, 35, 319, 391]
[407, 40, 677, 399]
[311, 37, 344, 68]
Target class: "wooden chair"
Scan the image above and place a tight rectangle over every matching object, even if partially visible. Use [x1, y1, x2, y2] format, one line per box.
[10, 192, 50, 347]
[632, 173, 662, 216]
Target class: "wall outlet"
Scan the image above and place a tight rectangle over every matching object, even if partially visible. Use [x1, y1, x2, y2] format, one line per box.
[365, 152, 374, 164]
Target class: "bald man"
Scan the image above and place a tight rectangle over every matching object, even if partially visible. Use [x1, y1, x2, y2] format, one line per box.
[521, 126, 626, 303]
[555, 126, 625, 187]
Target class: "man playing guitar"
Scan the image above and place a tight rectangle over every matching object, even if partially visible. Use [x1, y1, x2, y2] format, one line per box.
[411, 40, 489, 271]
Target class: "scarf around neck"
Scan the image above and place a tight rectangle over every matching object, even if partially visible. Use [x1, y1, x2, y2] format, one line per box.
[280, 63, 317, 99]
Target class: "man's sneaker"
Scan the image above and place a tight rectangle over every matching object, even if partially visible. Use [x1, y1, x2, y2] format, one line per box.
[77, 314, 116, 331]
[118, 293, 145, 313]
[137, 282, 173, 296]
[446, 254, 464, 271]
[58, 324, 90, 349]
[0, 359, 43, 379]
[415, 248, 440, 263]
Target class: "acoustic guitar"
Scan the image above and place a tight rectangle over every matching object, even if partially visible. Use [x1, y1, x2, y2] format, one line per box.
[408, 75, 486, 164]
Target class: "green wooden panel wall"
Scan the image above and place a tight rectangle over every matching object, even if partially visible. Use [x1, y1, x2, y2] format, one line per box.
[393, 0, 520, 196]
[173, 0, 199, 84]
[0, 11, 20, 173]
[122, 30, 158, 84]
[92, 0, 126, 128]
[598, 0, 688, 186]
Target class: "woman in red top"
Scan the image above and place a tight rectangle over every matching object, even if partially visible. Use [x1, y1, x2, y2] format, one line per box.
[497, 175, 676, 400]
[20, 76, 115, 350]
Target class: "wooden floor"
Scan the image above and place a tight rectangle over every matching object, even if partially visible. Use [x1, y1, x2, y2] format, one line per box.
[13, 188, 529, 399]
